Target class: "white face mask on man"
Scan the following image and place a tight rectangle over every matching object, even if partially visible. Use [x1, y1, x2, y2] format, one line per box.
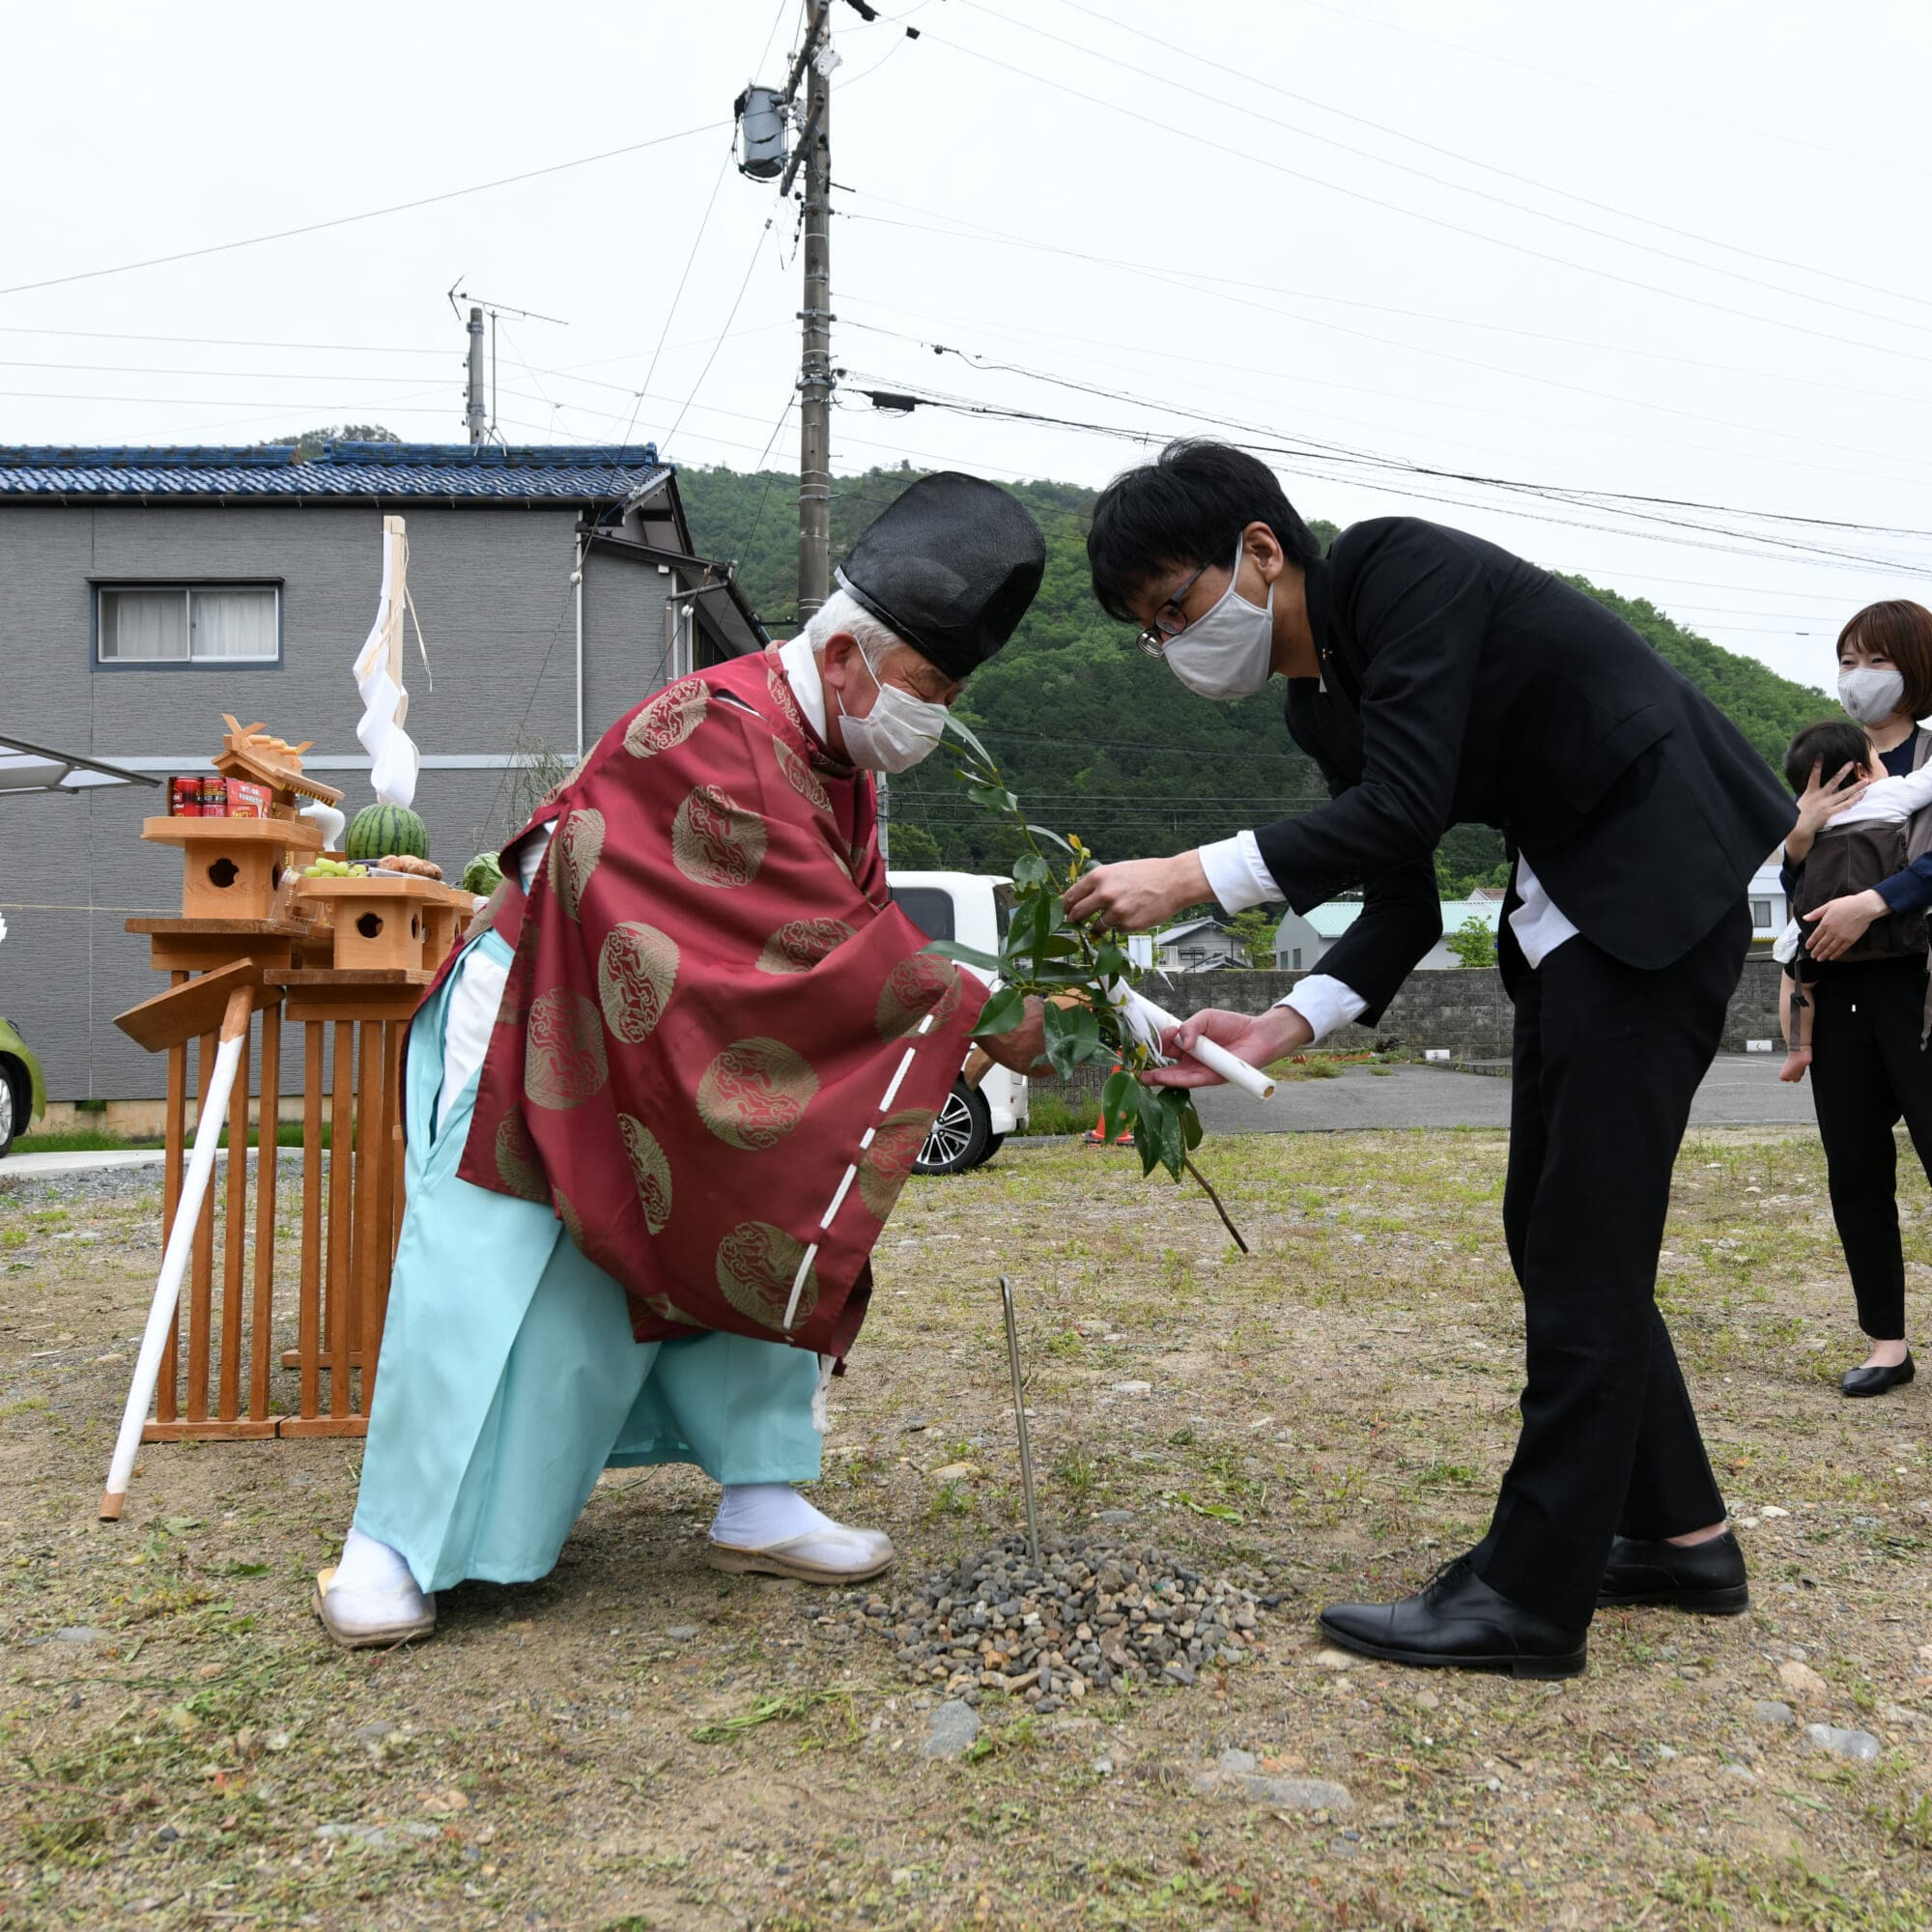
[1160, 540, 1275, 702]
[836, 636, 950, 773]
[1838, 664, 1906, 726]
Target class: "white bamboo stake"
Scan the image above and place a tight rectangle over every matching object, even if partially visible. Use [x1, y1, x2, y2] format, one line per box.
[1111, 983, 1278, 1101]
[99, 986, 253, 1521]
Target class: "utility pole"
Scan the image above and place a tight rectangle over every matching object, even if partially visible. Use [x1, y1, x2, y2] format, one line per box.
[795, 5, 835, 621]
[464, 305, 487, 447]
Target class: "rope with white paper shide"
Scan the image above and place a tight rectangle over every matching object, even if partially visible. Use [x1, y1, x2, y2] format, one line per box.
[783, 1007, 942, 1433]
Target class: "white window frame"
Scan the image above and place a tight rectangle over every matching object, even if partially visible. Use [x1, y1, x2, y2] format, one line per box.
[1748, 897, 1775, 931]
[94, 582, 283, 669]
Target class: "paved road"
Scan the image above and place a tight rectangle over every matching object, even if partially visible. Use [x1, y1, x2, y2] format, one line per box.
[1, 1057, 1820, 1179]
[1194, 1053, 1818, 1135]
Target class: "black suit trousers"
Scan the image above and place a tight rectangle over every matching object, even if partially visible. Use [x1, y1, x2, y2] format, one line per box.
[1806, 959, 1932, 1340]
[1475, 902, 1747, 1629]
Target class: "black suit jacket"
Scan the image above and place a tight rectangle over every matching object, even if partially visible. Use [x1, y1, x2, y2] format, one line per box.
[1256, 518, 1797, 1022]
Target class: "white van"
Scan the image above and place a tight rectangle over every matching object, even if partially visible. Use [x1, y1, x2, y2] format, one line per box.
[887, 868, 1028, 1174]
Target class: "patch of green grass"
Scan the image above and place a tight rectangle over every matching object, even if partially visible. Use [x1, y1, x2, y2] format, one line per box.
[689, 1689, 857, 1747]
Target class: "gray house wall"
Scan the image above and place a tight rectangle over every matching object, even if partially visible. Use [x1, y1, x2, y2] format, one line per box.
[1, 499, 684, 1103]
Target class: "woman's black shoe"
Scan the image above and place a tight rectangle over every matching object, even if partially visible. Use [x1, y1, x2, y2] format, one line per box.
[1318, 1555, 1587, 1679]
[1841, 1350, 1915, 1398]
[1596, 1529, 1748, 1614]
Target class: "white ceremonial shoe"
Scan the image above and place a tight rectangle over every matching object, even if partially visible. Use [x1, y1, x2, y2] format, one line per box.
[706, 1521, 897, 1584]
[311, 1529, 437, 1649]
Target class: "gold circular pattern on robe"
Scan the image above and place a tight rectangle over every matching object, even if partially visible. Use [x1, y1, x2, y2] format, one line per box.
[624, 676, 709, 758]
[765, 662, 807, 735]
[858, 1108, 936, 1219]
[554, 1188, 588, 1252]
[774, 737, 833, 813]
[875, 951, 966, 1040]
[493, 1111, 550, 1202]
[715, 1219, 818, 1331]
[548, 808, 606, 922]
[756, 916, 857, 976]
[617, 1113, 673, 1235]
[670, 784, 767, 890]
[696, 1037, 819, 1151]
[524, 987, 609, 1110]
[597, 922, 679, 1042]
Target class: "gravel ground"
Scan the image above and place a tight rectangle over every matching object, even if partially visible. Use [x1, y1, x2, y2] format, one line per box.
[3, 1129, 1932, 1929]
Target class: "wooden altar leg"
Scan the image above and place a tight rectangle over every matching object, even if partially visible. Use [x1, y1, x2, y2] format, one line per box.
[156, 971, 187, 1428]
[327, 1022, 354, 1420]
[298, 1023, 323, 1420]
[377, 1018, 402, 1316]
[354, 1020, 384, 1415]
[249, 1006, 280, 1422]
[217, 1023, 249, 1422]
[186, 1029, 216, 1422]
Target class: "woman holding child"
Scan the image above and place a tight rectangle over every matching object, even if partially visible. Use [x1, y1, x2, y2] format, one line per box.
[1782, 601, 1932, 1398]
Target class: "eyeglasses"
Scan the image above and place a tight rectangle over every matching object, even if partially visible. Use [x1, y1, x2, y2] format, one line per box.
[1135, 562, 1210, 657]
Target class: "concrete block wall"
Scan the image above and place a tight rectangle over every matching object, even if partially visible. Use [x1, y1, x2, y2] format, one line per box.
[1027, 956, 1789, 1107]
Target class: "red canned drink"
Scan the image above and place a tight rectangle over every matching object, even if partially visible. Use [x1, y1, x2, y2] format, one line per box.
[200, 777, 228, 817]
[169, 776, 201, 817]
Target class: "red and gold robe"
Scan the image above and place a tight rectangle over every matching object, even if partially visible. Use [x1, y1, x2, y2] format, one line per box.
[449, 648, 982, 1359]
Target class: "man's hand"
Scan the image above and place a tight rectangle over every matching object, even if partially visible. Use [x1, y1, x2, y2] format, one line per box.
[1142, 1005, 1314, 1088]
[978, 995, 1049, 1072]
[1803, 890, 1888, 962]
[1063, 851, 1212, 932]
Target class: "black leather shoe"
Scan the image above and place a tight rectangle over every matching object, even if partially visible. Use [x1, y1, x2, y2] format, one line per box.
[1842, 1350, 1915, 1398]
[1597, 1529, 1748, 1614]
[1318, 1555, 1587, 1679]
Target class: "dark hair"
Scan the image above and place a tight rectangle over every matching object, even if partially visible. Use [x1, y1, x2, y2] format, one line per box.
[1784, 718, 1872, 795]
[1837, 600, 1932, 721]
[1087, 439, 1323, 624]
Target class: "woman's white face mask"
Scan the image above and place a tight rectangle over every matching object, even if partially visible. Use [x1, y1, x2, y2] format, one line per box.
[837, 637, 950, 773]
[1838, 663, 1906, 726]
[1161, 541, 1274, 702]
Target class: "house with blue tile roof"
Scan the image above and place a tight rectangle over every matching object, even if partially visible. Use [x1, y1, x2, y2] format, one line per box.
[0, 440, 771, 1106]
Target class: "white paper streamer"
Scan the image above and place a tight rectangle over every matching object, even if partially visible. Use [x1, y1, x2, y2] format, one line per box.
[353, 525, 420, 810]
[1108, 981, 1277, 1101]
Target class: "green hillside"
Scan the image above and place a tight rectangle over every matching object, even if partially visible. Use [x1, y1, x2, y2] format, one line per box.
[676, 464, 1832, 894]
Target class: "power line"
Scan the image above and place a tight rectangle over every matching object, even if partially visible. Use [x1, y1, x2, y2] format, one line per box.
[0, 121, 726, 301]
[843, 197, 1931, 412]
[838, 208, 1932, 482]
[980, 0, 1932, 320]
[1275, 0, 1932, 187]
[912, 23, 1932, 368]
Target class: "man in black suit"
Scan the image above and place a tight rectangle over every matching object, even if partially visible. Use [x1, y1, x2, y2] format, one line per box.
[1065, 440, 1795, 1678]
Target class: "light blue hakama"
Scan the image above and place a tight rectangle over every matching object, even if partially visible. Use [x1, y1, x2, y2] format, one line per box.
[352, 931, 824, 1595]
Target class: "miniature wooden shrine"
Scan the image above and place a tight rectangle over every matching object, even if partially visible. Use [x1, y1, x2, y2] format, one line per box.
[113, 717, 475, 1443]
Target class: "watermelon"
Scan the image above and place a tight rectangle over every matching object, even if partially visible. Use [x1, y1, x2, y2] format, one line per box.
[462, 850, 504, 895]
[346, 803, 430, 864]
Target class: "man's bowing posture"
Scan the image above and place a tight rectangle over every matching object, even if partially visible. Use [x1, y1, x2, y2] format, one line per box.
[1066, 441, 1794, 1678]
[313, 473, 1048, 1648]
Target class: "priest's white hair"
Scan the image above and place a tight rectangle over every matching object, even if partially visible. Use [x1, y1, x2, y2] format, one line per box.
[801, 588, 907, 663]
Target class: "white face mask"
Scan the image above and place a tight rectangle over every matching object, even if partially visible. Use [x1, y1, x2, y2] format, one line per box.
[837, 637, 950, 773]
[1161, 541, 1274, 701]
[1839, 664, 1906, 726]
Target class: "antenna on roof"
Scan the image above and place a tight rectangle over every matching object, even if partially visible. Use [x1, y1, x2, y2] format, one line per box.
[445, 282, 568, 447]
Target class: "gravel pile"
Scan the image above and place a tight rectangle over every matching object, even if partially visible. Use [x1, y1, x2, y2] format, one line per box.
[831, 1534, 1285, 1711]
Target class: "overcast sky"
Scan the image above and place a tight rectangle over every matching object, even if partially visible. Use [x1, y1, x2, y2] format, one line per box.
[6, 0, 1930, 690]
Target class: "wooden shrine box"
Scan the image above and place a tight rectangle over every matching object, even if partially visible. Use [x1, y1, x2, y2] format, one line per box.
[295, 873, 448, 972]
[144, 814, 322, 922]
[420, 883, 478, 973]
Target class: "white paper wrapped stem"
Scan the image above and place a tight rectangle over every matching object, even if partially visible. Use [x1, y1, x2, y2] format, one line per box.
[1110, 982, 1278, 1101]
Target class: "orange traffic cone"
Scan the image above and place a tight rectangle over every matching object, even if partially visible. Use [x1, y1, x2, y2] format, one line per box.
[1083, 1062, 1135, 1146]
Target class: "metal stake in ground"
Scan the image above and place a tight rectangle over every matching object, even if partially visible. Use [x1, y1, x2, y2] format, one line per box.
[999, 1275, 1040, 1569]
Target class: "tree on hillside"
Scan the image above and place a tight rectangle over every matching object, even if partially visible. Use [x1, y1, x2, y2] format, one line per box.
[257, 424, 400, 458]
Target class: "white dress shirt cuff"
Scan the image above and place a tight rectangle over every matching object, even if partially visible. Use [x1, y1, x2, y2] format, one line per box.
[1277, 974, 1368, 1045]
[1197, 830, 1282, 915]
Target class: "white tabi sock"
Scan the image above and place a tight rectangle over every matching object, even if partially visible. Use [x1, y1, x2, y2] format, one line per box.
[710, 1484, 846, 1549]
[330, 1527, 425, 1605]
